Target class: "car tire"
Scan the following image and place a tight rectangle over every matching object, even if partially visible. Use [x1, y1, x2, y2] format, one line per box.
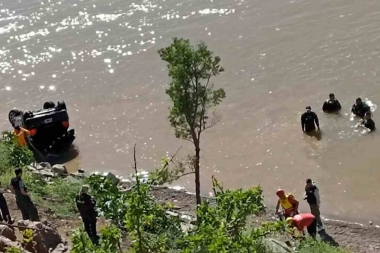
[43, 101, 55, 109]
[57, 101, 67, 111]
[24, 111, 33, 120]
[8, 109, 21, 126]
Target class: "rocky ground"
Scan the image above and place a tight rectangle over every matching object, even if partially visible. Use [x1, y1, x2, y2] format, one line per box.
[1, 182, 380, 252]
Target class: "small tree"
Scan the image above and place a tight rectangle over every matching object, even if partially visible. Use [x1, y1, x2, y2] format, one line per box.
[158, 38, 226, 205]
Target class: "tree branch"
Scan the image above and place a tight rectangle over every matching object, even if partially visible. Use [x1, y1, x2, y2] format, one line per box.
[176, 171, 195, 178]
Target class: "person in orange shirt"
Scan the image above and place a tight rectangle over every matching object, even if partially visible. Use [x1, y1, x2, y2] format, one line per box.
[275, 189, 299, 219]
[12, 125, 30, 147]
[286, 213, 317, 238]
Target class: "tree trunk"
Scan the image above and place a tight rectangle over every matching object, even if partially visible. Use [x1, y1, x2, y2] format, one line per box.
[195, 145, 201, 206]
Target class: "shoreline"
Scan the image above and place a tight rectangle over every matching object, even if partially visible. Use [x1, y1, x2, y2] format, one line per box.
[24, 164, 380, 252]
[153, 185, 380, 253]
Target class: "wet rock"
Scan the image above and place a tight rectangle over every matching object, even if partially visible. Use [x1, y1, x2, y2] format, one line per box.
[52, 164, 68, 176]
[17, 220, 64, 253]
[0, 236, 25, 252]
[0, 225, 16, 241]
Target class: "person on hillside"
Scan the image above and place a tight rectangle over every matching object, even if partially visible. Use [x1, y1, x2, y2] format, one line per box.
[76, 185, 99, 245]
[359, 112, 376, 131]
[11, 118, 30, 147]
[304, 179, 323, 231]
[286, 213, 317, 238]
[275, 189, 299, 219]
[301, 106, 320, 133]
[9, 168, 39, 221]
[0, 183, 14, 224]
[322, 93, 342, 113]
[351, 97, 371, 117]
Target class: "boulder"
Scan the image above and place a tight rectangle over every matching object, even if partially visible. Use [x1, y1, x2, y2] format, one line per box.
[118, 179, 132, 189]
[51, 243, 69, 253]
[262, 238, 294, 253]
[0, 236, 25, 252]
[104, 172, 120, 185]
[0, 225, 16, 241]
[27, 165, 37, 172]
[32, 170, 55, 178]
[38, 162, 52, 171]
[17, 220, 64, 253]
[52, 165, 68, 176]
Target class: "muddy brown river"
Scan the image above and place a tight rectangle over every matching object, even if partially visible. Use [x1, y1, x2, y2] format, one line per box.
[1, 0, 380, 224]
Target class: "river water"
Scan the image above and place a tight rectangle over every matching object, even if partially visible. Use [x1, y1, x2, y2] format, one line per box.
[1, 0, 380, 224]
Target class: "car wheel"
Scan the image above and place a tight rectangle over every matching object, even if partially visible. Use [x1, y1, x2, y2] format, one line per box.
[43, 101, 55, 109]
[8, 110, 21, 126]
[24, 111, 33, 120]
[57, 100, 67, 111]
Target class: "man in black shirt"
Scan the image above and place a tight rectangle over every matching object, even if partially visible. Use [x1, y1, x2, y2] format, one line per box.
[304, 179, 324, 231]
[301, 106, 320, 133]
[351, 98, 371, 117]
[76, 185, 99, 245]
[322, 93, 342, 113]
[360, 112, 375, 131]
[9, 168, 39, 221]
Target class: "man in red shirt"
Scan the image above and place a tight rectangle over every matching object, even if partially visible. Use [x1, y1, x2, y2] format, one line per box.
[286, 213, 317, 238]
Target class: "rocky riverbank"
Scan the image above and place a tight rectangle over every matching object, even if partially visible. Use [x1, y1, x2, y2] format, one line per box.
[2, 163, 379, 252]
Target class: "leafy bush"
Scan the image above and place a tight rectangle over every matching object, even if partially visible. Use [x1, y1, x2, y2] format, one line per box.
[87, 175, 129, 227]
[71, 225, 123, 253]
[0, 131, 33, 171]
[179, 177, 285, 253]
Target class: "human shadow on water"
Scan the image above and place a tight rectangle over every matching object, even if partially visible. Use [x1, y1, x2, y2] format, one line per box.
[318, 229, 339, 247]
[304, 130, 322, 141]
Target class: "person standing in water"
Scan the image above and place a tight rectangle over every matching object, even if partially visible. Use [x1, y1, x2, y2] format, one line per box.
[359, 112, 376, 131]
[301, 106, 320, 133]
[351, 97, 371, 117]
[322, 93, 342, 113]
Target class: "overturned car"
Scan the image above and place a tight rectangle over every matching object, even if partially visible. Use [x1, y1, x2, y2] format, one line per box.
[8, 101, 75, 160]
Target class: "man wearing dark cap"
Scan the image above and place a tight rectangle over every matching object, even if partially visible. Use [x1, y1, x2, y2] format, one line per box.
[322, 93, 342, 112]
[351, 97, 371, 117]
[301, 106, 320, 133]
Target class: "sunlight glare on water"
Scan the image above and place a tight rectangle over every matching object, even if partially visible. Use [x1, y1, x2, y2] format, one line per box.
[1, 0, 380, 224]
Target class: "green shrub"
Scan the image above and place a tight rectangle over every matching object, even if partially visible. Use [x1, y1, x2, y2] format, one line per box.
[0, 131, 33, 169]
[71, 225, 123, 253]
